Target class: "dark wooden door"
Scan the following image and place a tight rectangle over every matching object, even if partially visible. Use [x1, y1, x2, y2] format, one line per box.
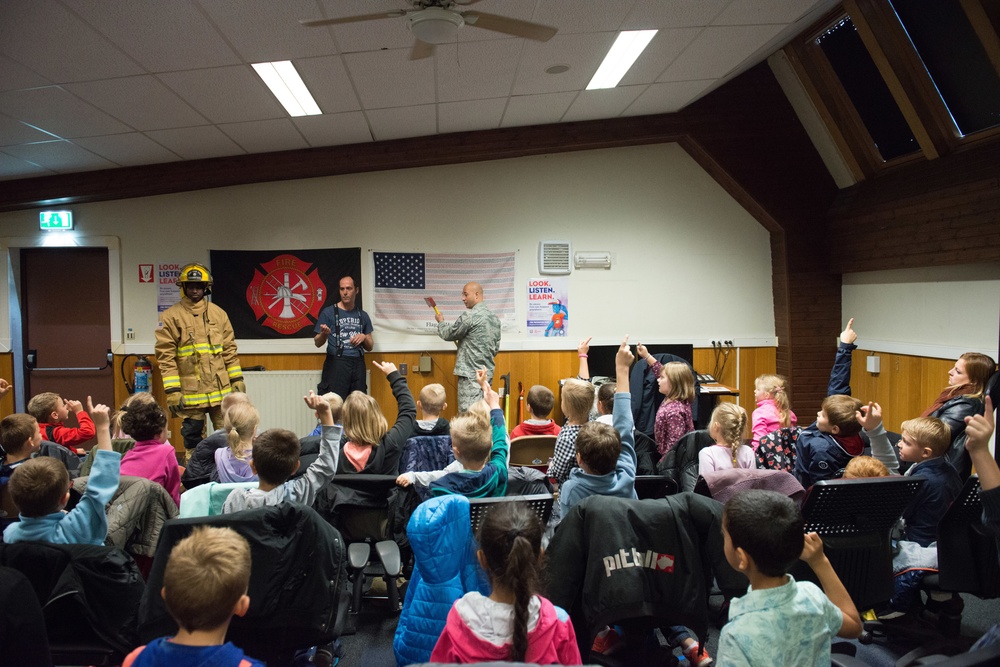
[22, 248, 113, 447]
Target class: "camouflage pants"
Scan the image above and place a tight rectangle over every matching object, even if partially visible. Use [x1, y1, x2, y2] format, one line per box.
[457, 374, 493, 413]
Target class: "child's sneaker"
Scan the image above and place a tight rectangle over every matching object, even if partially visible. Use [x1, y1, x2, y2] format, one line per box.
[683, 642, 713, 667]
[591, 626, 622, 655]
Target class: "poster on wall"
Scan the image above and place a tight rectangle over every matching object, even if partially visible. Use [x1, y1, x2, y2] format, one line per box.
[209, 248, 361, 339]
[372, 251, 517, 334]
[157, 262, 184, 313]
[526, 278, 568, 337]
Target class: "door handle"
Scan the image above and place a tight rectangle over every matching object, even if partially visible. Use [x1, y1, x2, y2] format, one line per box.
[27, 349, 113, 372]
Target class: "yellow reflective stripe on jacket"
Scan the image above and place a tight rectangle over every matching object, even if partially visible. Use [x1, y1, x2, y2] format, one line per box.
[182, 387, 232, 404]
[227, 365, 243, 378]
[162, 375, 181, 388]
[177, 343, 224, 357]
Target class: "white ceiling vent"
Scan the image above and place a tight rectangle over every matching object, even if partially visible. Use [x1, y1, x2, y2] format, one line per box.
[538, 241, 571, 275]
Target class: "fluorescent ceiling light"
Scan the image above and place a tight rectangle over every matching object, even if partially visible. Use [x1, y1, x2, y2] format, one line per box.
[252, 61, 322, 117]
[586, 30, 658, 90]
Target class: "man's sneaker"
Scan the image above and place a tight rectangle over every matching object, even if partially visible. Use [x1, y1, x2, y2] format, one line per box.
[683, 642, 713, 667]
[591, 626, 622, 655]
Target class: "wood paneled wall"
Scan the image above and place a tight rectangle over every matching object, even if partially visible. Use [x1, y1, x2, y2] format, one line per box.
[0, 353, 14, 417]
[847, 349, 956, 432]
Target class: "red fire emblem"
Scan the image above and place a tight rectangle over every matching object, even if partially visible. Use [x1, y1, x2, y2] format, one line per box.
[246, 254, 326, 334]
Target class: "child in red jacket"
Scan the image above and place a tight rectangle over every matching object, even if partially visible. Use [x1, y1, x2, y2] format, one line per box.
[27, 391, 95, 453]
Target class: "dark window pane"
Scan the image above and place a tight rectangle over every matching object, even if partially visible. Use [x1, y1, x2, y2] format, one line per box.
[817, 16, 920, 161]
[890, 0, 1000, 136]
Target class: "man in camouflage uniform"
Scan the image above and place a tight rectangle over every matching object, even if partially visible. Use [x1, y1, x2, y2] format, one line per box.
[435, 282, 502, 411]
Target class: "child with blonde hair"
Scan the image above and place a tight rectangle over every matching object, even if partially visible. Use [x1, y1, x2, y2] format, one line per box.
[636, 344, 696, 457]
[214, 402, 259, 483]
[307, 392, 343, 436]
[547, 378, 598, 482]
[700, 403, 755, 474]
[751, 374, 797, 451]
[416, 383, 450, 436]
[337, 361, 416, 474]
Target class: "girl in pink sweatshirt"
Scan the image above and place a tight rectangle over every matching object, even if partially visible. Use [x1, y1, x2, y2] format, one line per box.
[119, 396, 181, 507]
[751, 374, 797, 451]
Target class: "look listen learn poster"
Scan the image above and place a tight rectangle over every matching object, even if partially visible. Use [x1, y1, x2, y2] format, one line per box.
[526, 278, 568, 337]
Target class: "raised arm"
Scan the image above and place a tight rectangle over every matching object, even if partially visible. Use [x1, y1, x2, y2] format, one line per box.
[857, 402, 899, 474]
[828, 318, 857, 397]
[801, 532, 863, 638]
[966, 396, 999, 492]
[578, 336, 592, 381]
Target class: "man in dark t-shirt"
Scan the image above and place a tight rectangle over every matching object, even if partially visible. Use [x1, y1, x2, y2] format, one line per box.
[314, 276, 373, 397]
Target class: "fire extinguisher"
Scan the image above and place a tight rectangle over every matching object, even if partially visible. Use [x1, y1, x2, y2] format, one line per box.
[122, 354, 153, 394]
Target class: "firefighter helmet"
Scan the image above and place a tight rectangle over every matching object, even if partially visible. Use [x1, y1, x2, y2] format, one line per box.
[177, 263, 213, 295]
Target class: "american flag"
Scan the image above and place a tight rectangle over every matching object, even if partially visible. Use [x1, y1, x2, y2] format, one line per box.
[372, 251, 516, 333]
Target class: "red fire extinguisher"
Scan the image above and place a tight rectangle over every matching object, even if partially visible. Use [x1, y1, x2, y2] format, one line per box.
[122, 354, 152, 394]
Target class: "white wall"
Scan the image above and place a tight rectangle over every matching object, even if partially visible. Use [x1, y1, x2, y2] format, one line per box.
[842, 263, 1000, 359]
[0, 143, 776, 354]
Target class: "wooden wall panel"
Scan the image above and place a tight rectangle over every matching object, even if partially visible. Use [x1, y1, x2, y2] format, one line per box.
[0, 353, 14, 417]
[847, 349, 955, 432]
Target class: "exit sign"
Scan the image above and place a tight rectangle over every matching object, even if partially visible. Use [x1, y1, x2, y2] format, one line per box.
[39, 210, 73, 230]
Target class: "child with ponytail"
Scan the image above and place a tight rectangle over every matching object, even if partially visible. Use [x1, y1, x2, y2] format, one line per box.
[214, 402, 259, 483]
[751, 374, 797, 451]
[699, 402, 755, 474]
[430, 502, 582, 665]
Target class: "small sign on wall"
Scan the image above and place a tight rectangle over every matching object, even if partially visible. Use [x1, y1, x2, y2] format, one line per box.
[138, 264, 153, 283]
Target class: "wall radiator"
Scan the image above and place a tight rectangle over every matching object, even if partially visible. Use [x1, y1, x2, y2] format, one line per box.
[243, 370, 323, 436]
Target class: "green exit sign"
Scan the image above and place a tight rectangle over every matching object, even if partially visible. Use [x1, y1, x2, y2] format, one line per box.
[39, 210, 73, 230]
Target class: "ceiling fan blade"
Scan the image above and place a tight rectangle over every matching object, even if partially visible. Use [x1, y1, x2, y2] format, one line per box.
[300, 12, 404, 28]
[462, 12, 557, 41]
[410, 39, 436, 60]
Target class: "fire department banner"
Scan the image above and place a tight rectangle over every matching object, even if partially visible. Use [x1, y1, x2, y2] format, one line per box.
[209, 248, 361, 339]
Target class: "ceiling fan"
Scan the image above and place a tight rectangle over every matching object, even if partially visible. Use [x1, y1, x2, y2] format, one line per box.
[300, 0, 558, 60]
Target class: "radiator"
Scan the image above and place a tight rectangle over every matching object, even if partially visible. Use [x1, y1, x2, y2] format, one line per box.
[242, 370, 324, 436]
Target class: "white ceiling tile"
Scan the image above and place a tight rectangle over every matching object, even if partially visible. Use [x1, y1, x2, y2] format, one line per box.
[2, 140, 117, 173]
[0, 87, 133, 138]
[199, 0, 340, 62]
[64, 76, 207, 131]
[62, 0, 241, 72]
[562, 86, 645, 122]
[293, 112, 372, 146]
[219, 119, 310, 153]
[618, 27, 703, 86]
[72, 133, 182, 167]
[458, 0, 538, 42]
[344, 49, 435, 109]
[531, 0, 632, 34]
[367, 105, 436, 141]
[314, 0, 416, 53]
[0, 115, 59, 146]
[512, 33, 617, 95]
[621, 0, 732, 29]
[714, 0, 819, 25]
[438, 98, 506, 134]
[658, 24, 786, 81]
[0, 0, 144, 83]
[158, 67, 285, 124]
[144, 126, 245, 160]
[500, 92, 577, 127]
[0, 152, 55, 180]
[0, 55, 51, 93]
[622, 79, 716, 116]
[295, 56, 362, 114]
[436, 40, 523, 103]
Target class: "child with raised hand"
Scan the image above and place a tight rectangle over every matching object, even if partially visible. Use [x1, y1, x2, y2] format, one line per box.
[636, 343, 696, 456]
[751, 374, 797, 451]
[222, 392, 341, 513]
[214, 402, 259, 483]
[337, 360, 416, 474]
[4, 397, 120, 545]
[718, 490, 862, 666]
[699, 403, 755, 474]
[27, 391, 96, 454]
[430, 501, 581, 664]
[119, 398, 181, 507]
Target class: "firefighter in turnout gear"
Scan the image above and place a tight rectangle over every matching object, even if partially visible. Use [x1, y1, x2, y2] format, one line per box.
[155, 263, 245, 450]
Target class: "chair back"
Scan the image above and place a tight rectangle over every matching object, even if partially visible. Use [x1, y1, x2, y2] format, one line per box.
[936, 476, 1000, 598]
[468, 493, 554, 536]
[509, 435, 557, 470]
[634, 474, 678, 500]
[796, 476, 924, 610]
[399, 435, 454, 475]
[756, 426, 801, 472]
[139, 503, 349, 665]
